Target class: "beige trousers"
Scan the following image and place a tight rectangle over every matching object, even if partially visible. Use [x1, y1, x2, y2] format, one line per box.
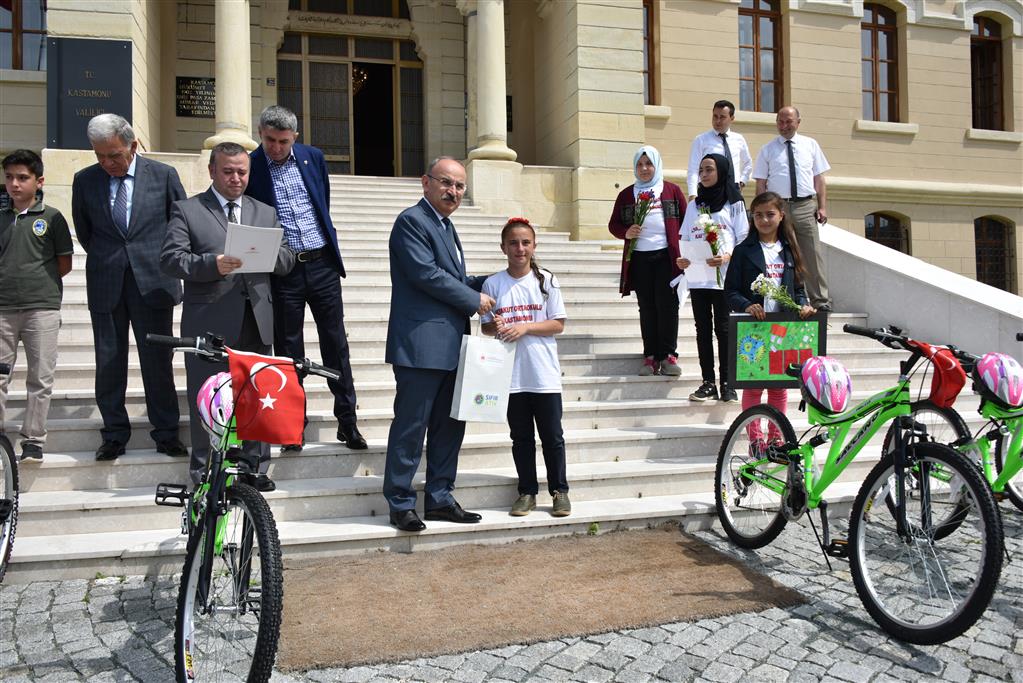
[788, 197, 831, 308]
[0, 309, 61, 447]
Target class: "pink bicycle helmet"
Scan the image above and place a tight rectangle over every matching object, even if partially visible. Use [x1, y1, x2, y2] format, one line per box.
[974, 352, 1023, 409]
[196, 372, 234, 443]
[800, 356, 853, 414]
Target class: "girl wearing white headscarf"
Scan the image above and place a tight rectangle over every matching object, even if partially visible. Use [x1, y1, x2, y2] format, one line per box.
[608, 145, 688, 377]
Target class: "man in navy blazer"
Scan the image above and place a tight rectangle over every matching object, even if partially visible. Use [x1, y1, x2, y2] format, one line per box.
[383, 157, 495, 532]
[72, 114, 187, 462]
[245, 106, 365, 451]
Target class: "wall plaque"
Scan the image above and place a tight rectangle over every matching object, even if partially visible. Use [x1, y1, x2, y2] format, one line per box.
[46, 38, 132, 150]
[176, 77, 216, 118]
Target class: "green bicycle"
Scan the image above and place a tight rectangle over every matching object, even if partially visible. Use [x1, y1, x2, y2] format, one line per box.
[715, 324, 1004, 645]
[148, 333, 338, 683]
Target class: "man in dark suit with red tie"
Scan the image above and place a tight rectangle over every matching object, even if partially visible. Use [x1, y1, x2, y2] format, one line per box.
[71, 114, 188, 461]
[245, 105, 366, 452]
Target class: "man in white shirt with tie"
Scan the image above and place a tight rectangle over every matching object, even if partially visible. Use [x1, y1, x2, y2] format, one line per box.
[753, 106, 832, 311]
[686, 100, 753, 199]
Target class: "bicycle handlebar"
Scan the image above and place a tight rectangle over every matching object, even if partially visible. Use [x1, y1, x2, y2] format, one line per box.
[144, 333, 341, 381]
[842, 324, 909, 350]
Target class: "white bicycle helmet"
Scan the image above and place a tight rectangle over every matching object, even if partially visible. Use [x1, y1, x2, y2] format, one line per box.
[196, 372, 235, 444]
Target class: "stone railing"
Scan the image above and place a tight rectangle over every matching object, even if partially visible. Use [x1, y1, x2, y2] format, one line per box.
[822, 224, 1023, 355]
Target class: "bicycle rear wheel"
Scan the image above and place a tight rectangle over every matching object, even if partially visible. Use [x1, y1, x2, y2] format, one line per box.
[880, 401, 973, 540]
[849, 442, 1004, 645]
[174, 483, 283, 682]
[715, 405, 794, 548]
[0, 434, 18, 583]
[994, 441, 1023, 511]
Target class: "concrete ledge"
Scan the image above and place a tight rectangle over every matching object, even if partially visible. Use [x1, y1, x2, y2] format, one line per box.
[853, 120, 919, 136]
[965, 128, 1023, 144]
[826, 175, 1023, 208]
[732, 109, 776, 126]
[644, 104, 671, 121]
[0, 68, 46, 83]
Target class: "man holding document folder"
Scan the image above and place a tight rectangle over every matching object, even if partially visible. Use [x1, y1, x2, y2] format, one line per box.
[161, 142, 295, 487]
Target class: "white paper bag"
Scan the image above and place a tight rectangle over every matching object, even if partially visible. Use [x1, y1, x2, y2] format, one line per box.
[450, 335, 516, 422]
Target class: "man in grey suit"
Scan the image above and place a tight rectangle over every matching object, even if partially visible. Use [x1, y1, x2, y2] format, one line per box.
[161, 142, 295, 488]
[72, 114, 188, 461]
[383, 157, 495, 532]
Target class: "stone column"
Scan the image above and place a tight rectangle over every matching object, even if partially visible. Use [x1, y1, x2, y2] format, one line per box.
[467, 0, 516, 161]
[204, 0, 257, 151]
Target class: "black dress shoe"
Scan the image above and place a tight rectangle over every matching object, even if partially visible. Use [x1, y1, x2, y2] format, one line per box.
[389, 509, 426, 532]
[96, 440, 126, 461]
[424, 501, 482, 524]
[280, 443, 303, 453]
[155, 438, 188, 458]
[238, 473, 276, 493]
[338, 423, 368, 450]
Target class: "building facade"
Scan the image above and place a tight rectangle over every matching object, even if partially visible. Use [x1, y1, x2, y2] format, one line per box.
[1, 0, 1021, 291]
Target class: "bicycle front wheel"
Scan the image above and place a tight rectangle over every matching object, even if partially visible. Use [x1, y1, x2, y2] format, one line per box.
[849, 442, 1004, 645]
[715, 404, 795, 548]
[174, 483, 283, 682]
[0, 434, 18, 583]
[880, 401, 973, 540]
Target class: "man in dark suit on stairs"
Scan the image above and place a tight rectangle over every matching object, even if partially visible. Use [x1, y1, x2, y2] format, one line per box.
[245, 105, 366, 452]
[161, 142, 295, 488]
[383, 157, 495, 532]
[71, 114, 188, 462]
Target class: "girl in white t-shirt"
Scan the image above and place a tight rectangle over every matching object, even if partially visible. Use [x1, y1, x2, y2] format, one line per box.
[481, 218, 570, 518]
[724, 192, 815, 444]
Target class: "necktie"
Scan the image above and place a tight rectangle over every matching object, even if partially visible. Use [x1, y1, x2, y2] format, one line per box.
[719, 133, 732, 165]
[112, 177, 129, 235]
[785, 140, 798, 200]
[443, 217, 462, 268]
[227, 201, 239, 224]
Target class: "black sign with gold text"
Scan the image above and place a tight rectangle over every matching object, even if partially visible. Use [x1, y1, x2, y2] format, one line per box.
[46, 38, 132, 149]
[176, 77, 215, 118]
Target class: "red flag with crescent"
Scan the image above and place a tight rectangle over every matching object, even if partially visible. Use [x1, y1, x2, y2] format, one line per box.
[227, 348, 306, 444]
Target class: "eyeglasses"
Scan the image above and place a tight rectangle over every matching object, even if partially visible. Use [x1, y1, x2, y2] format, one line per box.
[427, 174, 467, 193]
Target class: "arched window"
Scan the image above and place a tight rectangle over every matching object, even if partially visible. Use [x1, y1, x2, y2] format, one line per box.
[971, 16, 1004, 130]
[864, 212, 909, 254]
[861, 4, 899, 122]
[739, 0, 782, 113]
[974, 216, 1017, 293]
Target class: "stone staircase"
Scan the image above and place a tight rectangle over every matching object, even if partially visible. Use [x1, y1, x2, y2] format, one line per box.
[4, 175, 954, 581]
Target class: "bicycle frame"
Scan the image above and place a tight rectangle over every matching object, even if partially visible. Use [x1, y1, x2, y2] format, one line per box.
[960, 401, 1023, 497]
[741, 381, 912, 511]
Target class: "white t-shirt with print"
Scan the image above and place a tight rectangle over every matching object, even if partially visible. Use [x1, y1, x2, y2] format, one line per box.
[482, 268, 567, 393]
[759, 240, 785, 313]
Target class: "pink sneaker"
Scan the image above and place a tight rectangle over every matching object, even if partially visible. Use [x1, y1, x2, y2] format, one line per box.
[659, 354, 682, 377]
[639, 356, 658, 376]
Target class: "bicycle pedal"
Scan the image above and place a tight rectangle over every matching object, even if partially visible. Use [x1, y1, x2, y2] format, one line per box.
[0, 498, 13, 523]
[824, 539, 849, 559]
[155, 483, 188, 508]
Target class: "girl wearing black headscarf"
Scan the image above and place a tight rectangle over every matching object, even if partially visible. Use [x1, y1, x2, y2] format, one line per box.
[677, 153, 749, 403]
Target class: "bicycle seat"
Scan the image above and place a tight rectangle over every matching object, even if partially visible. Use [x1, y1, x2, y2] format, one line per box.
[799, 356, 853, 414]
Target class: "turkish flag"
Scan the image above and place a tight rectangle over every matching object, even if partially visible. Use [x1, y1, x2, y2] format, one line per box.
[227, 348, 306, 445]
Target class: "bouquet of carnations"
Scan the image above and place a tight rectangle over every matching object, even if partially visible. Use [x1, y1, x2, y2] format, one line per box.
[750, 273, 802, 313]
[697, 207, 723, 285]
[626, 190, 656, 262]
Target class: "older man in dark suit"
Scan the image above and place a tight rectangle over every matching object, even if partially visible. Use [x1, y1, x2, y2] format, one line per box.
[383, 157, 495, 532]
[245, 105, 365, 451]
[161, 142, 295, 488]
[72, 114, 187, 461]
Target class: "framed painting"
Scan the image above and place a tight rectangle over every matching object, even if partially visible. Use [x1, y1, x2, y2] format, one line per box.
[727, 312, 828, 389]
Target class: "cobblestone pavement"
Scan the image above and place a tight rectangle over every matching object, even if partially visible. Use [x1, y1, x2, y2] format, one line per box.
[2, 513, 1020, 683]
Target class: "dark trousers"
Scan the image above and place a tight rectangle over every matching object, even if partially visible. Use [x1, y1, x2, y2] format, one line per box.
[629, 248, 678, 361]
[91, 268, 179, 444]
[690, 288, 729, 384]
[272, 258, 357, 427]
[383, 365, 464, 512]
[186, 302, 270, 485]
[507, 392, 568, 496]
